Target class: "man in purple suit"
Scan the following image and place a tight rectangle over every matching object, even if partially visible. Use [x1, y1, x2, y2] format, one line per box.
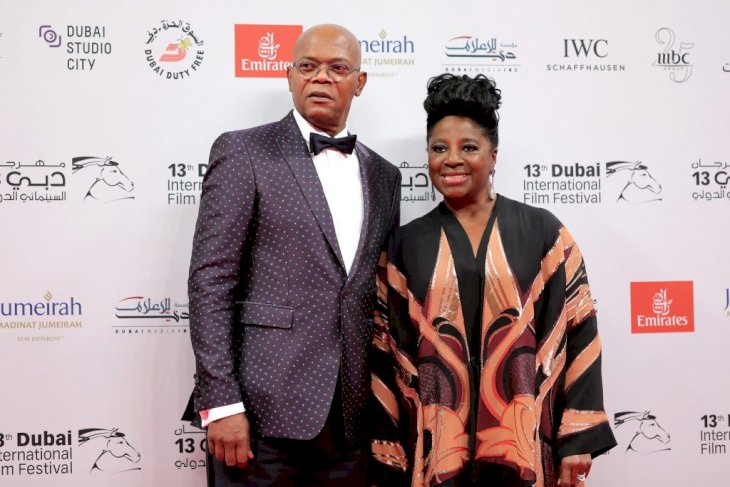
[186, 24, 401, 485]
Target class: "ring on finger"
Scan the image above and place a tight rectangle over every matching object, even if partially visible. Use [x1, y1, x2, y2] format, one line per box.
[576, 472, 587, 482]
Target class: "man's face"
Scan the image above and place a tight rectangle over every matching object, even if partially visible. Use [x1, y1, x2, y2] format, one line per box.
[287, 27, 367, 135]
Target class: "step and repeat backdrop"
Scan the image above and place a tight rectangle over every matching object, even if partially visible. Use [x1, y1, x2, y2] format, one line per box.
[1, 0, 729, 485]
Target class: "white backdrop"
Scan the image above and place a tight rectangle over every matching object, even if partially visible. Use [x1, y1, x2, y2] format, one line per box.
[1, 0, 729, 485]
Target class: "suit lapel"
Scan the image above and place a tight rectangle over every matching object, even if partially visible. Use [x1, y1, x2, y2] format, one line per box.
[276, 112, 346, 271]
[346, 143, 383, 283]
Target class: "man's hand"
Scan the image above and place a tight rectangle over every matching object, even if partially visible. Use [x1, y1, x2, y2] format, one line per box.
[557, 453, 591, 486]
[207, 413, 254, 468]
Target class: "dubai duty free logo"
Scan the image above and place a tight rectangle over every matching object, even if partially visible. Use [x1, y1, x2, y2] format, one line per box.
[144, 20, 204, 79]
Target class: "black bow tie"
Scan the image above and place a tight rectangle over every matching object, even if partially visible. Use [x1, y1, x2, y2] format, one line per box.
[309, 133, 357, 155]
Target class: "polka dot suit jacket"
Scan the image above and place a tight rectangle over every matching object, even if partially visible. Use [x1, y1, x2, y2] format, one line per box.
[188, 111, 401, 444]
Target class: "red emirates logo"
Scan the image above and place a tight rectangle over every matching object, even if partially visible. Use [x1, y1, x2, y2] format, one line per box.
[234, 24, 302, 78]
[630, 281, 694, 333]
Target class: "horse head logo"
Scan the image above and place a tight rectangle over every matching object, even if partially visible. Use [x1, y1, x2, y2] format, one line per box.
[613, 411, 671, 454]
[78, 427, 142, 473]
[606, 161, 662, 203]
[72, 156, 135, 201]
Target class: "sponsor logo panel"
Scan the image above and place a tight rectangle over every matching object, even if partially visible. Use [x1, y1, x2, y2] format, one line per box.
[234, 24, 301, 78]
[546, 37, 626, 72]
[630, 281, 694, 334]
[39, 24, 112, 71]
[113, 296, 189, 335]
[653, 27, 693, 83]
[358, 29, 415, 78]
[145, 20, 204, 80]
[0, 292, 83, 343]
[442, 34, 519, 75]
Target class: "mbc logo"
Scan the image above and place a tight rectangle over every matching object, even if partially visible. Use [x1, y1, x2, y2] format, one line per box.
[656, 50, 690, 66]
[563, 39, 607, 58]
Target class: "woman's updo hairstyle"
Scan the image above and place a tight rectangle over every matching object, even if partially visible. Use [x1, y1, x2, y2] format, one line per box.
[424, 73, 502, 147]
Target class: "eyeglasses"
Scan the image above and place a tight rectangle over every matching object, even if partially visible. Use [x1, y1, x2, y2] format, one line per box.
[290, 60, 360, 82]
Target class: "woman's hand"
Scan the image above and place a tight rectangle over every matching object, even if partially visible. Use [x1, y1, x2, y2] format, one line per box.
[557, 453, 591, 486]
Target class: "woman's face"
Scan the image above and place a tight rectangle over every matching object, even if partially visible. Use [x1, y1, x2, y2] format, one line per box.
[428, 115, 497, 205]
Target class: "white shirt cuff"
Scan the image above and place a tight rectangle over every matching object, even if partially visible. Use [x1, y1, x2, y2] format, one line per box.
[200, 402, 245, 427]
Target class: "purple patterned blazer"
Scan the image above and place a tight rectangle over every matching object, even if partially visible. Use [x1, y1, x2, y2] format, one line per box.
[187, 111, 401, 444]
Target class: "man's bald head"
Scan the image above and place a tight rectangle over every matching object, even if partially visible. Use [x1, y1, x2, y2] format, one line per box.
[287, 24, 367, 135]
[293, 24, 362, 68]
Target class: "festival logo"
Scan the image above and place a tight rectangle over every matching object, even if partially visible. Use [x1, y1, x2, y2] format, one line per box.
[358, 29, 415, 78]
[613, 411, 671, 454]
[630, 281, 694, 333]
[145, 20, 204, 79]
[166, 162, 206, 205]
[547, 38, 626, 72]
[173, 424, 207, 471]
[399, 162, 436, 204]
[39, 25, 62, 47]
[235, 24, 301, 78]
[606, 161, 663, 203]
[690, 158, 730, 202]
[113, 296, 189, 335]
[442, 34, 519, 75]
[0, 159, 68, 204]
[652, 27, 693, 83]
[521, 162, 602, 206]
[78, 428, 141, 473]
[725, 288, 729, 318]
[0, 291, 83, 342]
[0, 429, 74, 476]
[72, 156, 135, 202]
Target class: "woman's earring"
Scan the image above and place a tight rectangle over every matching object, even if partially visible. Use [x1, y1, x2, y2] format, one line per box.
[488, 170, 496, 200]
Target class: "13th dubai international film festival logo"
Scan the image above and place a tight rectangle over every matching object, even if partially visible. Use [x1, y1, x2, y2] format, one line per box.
[144, 20, 204, 79]
[630, 281, 694, 334]
[546, 37, 626, 73]
[521, 160, 663, 206]
[690, 158, 730, 202]
[113, 296, 189, 335]
[358, 29, 415, 79]
[613, 411, 671, 454]
[398, 161, 437, 204]
[235, 24, 302, 78]
[442, 33, 519, 75]
[39, 24, 112, 71]
[78, 428, 141, 473]
[173, 424, 207, 472]
[0, 292, 82, 343]
[72, 156, 135, 202]
[652, 27, 693, 83]
[0, 426, 141, 477]
[0, 159, 68, 204]
[166, 162, 207, 205]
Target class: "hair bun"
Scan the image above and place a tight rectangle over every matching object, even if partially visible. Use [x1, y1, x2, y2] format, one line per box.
[424, 73, 502, 147]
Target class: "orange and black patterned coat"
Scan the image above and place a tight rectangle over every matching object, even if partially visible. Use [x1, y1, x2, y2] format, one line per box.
[370, 196, 616, 486]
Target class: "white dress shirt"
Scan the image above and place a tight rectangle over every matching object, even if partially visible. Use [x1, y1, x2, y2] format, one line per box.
[200, 110, 365, 426]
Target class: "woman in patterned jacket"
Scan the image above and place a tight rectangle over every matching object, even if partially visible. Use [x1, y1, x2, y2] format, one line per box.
[370, 74, 616, 487]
